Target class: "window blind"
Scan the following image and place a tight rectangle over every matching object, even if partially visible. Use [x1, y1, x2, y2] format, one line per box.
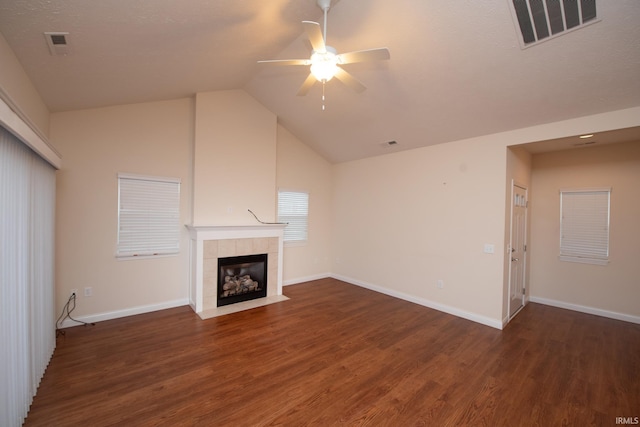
[560, 189, 610, 264]
[117, 174, 181, 258]
[277, 190, 309, 243]
[1, 126, 56, 426]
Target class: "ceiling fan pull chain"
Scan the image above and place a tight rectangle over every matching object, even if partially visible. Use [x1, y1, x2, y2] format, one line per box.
[322, 81, 326, 111]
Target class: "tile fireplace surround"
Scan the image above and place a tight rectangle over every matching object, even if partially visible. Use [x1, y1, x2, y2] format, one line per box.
[186, 224, 288, 319]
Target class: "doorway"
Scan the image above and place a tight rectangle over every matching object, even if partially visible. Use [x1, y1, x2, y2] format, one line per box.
[508, 181, 528, 319]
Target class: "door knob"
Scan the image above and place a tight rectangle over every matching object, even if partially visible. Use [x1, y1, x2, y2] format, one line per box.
[512, 257, 519, 262]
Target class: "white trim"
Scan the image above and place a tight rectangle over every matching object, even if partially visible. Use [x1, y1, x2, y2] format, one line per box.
[283, 273, 331, 286]
[59, 298, 189, 329]
[558, 255, 609, 265]
[502, 315, 510, 328]
[0, 96, 61, 169]
[117, 172, 181, 184]
[559, 187, 612, 193]
[529, 296, 640, 325]
[331, 274, 503, 330]
[186, 224, 286, 240]
[284, 241, 308, 248]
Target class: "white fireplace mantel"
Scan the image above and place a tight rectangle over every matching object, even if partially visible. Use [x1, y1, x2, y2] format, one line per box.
[186, 224, 287, 241]
[186, 224, 287, 317]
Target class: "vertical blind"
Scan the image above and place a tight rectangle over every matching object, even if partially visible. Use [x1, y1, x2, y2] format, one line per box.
[1, 126, 56, 426]
[117, 174, 181, 258]
[560, 188, 610, 264]
[277, 190, 309, 243]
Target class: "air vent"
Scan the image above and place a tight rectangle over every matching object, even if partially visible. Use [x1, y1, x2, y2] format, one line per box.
[509, 0, 598, 48]
[380, 140, 399, 148]
[44, 32, 70, 56]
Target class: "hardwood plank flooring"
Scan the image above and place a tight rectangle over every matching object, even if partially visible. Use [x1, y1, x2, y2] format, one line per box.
[25, 278, 640, 426]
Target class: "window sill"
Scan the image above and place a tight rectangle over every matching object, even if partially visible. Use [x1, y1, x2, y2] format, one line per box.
[284, 241, 308, 248]
[558, 255, 608, 266]
[116, 252, 179, 261]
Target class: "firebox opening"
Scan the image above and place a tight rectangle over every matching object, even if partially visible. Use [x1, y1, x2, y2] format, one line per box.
[217, 253, 268, 307]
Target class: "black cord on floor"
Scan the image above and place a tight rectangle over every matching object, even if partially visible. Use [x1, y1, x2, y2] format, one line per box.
[55, 293, 94, 337]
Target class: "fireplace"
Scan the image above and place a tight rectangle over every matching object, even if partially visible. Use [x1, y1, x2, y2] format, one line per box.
[217, 253, 268, 307]
[186, 224, 286, 318]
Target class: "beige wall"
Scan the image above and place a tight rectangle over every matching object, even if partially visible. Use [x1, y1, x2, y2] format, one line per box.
[51, 98, 194, 321]
[44, 84, 640, 326]
[50, 90, 335, 322]
[0, 32, 50, 138]
[0, 33, 60, 168]
[529, 141, 640, 320]
[193, 90, 277, 226]
[332, 137, 508, 327]
[331, 108, 640, 328]
[276, 124, 333, 283]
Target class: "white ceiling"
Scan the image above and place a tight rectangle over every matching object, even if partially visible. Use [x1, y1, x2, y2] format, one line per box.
[1, 0, 639, 163]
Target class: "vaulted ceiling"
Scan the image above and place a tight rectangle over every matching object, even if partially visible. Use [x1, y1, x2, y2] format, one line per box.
[1, 0, 639, 163]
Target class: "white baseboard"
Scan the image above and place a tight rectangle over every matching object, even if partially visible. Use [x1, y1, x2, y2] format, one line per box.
[529, 296, 640, 325]
[331, 274, 503, 330]
[283, 273, 331, 286]
[59, 298, 190, 329]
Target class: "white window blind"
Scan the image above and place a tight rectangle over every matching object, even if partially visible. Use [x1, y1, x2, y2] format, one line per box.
[278, 190, 309, 243]
[560, 188, 610, 265]
[1, 126, 56, 427]
[117, 174, 181, 258]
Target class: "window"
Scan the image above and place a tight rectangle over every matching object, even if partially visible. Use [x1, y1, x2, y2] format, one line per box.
[510, 0, 598, 47]
[117, 173, 181, 258]
[559, 188, 610, 265]
[277, 190, 309, 243]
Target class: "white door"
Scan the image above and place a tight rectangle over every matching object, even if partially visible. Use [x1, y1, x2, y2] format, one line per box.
[508, 183, 528, 319]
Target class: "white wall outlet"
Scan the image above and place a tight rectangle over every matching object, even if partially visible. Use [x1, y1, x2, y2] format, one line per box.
[437, 280, 444, 289]
[483, 244, 495, 254]
[84, 287, 92, 297]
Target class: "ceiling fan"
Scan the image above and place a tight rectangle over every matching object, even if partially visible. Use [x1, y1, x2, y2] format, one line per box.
[258, 0, 390, 99]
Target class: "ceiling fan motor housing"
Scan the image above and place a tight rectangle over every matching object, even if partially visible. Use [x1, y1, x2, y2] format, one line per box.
[317, 0, 331, 11]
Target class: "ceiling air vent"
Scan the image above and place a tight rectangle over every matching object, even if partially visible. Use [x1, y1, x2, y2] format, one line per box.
[44, 32, 70, 56]
[380, 140, 399, 148]
[509, 0, 598, 48]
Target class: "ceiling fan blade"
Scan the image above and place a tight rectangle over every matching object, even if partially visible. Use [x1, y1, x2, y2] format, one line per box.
[338, 48, 390, 64]
[297, 73, 317, 96]
[257, 59, 310, 66]
[303, 21, 326, 53]
[333, 67, 366, 93]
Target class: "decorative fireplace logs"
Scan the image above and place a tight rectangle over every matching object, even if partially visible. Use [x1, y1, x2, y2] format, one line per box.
[222, 275, 260, 297]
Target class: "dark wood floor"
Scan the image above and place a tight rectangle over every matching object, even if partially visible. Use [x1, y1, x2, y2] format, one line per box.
[26, 278, 639, 426]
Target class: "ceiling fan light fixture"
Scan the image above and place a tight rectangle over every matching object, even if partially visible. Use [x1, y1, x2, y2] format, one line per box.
[310, 48, 339, 82]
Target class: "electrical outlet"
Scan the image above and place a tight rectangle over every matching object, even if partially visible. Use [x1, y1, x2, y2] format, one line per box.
[84, 287, 92, 297]
[483, 244, 495, 254]
[70, 288, 78, 298]
[437, 280, 444, 289]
